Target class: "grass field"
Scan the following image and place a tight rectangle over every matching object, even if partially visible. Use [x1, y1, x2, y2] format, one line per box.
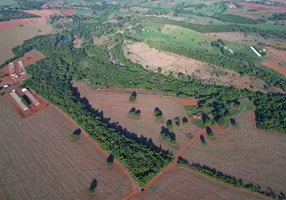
[183, 111, 286, 194]
[0, 97, 133, 200]
[0, 0, 19, 7]
[131, 168, 263, 200]
[140, 24, 253, 55]
[73, 82, 200, 154]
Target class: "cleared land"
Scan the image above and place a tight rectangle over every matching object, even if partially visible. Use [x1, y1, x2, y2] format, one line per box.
[131, 168, 263, 200]
[124, 41, 273, 93]
[262, 47, 286, 76]
[223, 7, 261, 19]
[203, 32, 286, 49]
[182, 111, 286, 194]
[0, 98, 133, 200]
[238, 2, 286, 12]
[0, 25, 53, 64]
[73, 82, 198, 154]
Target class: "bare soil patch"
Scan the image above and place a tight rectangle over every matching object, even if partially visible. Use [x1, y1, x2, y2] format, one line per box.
[0, 18, 46, 31]
[203, 32, 286, 49]
[262, 47, 286, 76]
[61, 9, 76, 15]
[0, 98, 133, 200]
[131, 168, 263, 200]
[73, 82, 199, 155]
[0, 25, 53, 64]
[24, 9, 61, 20]
[146, 14, 184, 21]
[73, 35, 84, 48]
[239, 2, 286, 12]
[182, 111, 286, 194]
[224, 8, 261, 19]
[41, 3, 63, 9]
[124, 42, 274, 93]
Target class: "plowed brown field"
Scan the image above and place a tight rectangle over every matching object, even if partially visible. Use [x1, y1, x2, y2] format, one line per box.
[73, 82, 199, 155]
[182, 111, 286, 194]
[262, 47, 286, 76]
[0, 98, 133, 200]
[130, 168, 263, 200]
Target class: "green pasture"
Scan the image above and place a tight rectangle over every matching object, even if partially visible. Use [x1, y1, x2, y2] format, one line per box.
[140, 23, 252, 54]
[0, 0, 19, 7]
[192, 119, 206, 129]
[183, 2, 226, 16]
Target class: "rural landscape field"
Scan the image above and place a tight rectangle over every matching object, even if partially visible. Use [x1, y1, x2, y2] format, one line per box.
[0, 0, 285, 199]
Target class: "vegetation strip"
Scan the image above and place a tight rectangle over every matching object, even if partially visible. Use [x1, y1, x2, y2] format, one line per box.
[177, 157, 283, 199]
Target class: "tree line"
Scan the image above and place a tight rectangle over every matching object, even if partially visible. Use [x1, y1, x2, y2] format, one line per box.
[15, 34, 174, 187]
[0, 10, 40, 21]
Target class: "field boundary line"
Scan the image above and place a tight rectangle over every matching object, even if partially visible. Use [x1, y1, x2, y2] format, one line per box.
[33, 96, 140, 195]
[125, 129, 203, 200]
[178, 167, 270, 200]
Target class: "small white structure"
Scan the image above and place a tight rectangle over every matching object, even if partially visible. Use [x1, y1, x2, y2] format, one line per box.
[9, 62, 16, 77]
[22, 88, 40, 106]
[18, 61, 26, 74]
[10, 90, 28, 111]
[3, 85, 9, 88]
[250, 46, 262, 58]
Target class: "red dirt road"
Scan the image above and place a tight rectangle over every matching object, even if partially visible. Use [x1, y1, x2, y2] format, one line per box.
[179, 98, 198, 107]
[124, 129, 204, 200]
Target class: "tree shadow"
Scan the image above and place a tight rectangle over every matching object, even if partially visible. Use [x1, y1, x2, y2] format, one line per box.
[73, 128, 81, 136]
[206, 127, 213, 136]
[107, 154, 114, 163]
[154, 107, 162, 115]
[135, 109, 141, 115]
[200, 135, 206, 144]
[71, 85, 172, 155]
[129, 107, 136, 114]
[182, 117, 188, 124]
[230, 118, 237, 126]
[161, 126, 176, 141]
[89, 178, 97, 190]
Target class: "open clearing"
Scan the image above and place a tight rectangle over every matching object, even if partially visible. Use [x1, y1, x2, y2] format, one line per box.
[124, 41, 275, 93]
[131, 168, 263, 200]
[182, 111, 286, 194]
[0, 18, 46, 31]
[262, 47, 286, 76]
[0, 25, 53, 64]
[0, 97, 132, 200]
[203, 32, 286, 49]
[238, 2, 286, 12]
[224, 8, 261, 19]
[73, 82, 199, 155]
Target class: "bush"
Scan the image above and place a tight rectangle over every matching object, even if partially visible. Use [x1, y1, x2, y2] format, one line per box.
[106, 161, 113, 168]
[70, 134, 79, 142]
[166, 119, 173, 130]
[182, 117, 189, 126]
[129, 91, 137, 102]
[154, 107, 163, 120]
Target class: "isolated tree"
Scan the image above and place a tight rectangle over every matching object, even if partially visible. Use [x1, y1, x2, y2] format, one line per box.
[106, 154, 114, 168]
[166, 119, 173, 130]
[129, 91, 137, 102]
[88, 178, 97, 195]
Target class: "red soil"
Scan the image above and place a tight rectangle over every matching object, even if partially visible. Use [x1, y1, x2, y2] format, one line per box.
[280, 20, 286, 25]
[41, 3, 63, 9]
[0, 18, 45, 31]
[239, 2, 286, 12]
[61, 9, 76, 15]
[24, 9, 61, 20]
[262, 47, 286, 76]
[179, 98, 198, 107]
[167, 2, 176, 6]
[0, 50, 46, 117]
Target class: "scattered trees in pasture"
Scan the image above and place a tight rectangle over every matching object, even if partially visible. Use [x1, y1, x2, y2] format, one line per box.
[129, 91, 137, 102]
[154, 107, 163, 120]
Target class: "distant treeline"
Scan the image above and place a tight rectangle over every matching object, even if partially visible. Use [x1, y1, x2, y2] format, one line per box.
[213, 14, 266, 24]
[146, 17, 286, 39]
[0, 10, 40, 21]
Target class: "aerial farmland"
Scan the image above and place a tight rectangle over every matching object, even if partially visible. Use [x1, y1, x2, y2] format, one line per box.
[0, 0, 285, 199]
